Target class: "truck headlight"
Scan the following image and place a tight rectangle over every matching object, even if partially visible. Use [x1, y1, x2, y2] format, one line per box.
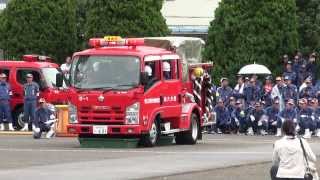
[125, 103, 139, 124]
[68, 103, 78, 124]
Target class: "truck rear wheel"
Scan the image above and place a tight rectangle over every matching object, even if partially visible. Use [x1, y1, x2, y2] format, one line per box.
[140, 119, 159, 147]
[13, 108, 24, 130]
[175, 113, 199, 145]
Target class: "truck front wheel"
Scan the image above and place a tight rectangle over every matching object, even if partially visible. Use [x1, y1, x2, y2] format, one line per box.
[140, 120, 159, 147]
[175, 113, 199, 145]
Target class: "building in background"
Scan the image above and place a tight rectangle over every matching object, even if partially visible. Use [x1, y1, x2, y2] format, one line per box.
[162, 0, 220, 39]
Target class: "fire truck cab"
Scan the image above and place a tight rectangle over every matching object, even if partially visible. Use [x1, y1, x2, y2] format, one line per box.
[0, 55, 68, 130]
[64, 36, 214, 147]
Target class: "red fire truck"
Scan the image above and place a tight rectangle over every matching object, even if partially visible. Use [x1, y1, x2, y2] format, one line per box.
[0, 55, 68, 130]
[62, 36, 214, 147]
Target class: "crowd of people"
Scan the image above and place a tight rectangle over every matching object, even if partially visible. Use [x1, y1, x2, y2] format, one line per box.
[212, 52, 320, 139]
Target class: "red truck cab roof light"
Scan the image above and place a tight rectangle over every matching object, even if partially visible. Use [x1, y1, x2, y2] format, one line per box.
[23, 54, 53, 62]
[88, 36, 144, 48]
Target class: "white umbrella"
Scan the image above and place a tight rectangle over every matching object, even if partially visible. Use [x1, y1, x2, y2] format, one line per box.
[238, 63, 272, 75]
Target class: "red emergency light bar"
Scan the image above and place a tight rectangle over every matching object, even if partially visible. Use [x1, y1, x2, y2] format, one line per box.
[23, 54, 53, 62]
[89, 36, 144, 48]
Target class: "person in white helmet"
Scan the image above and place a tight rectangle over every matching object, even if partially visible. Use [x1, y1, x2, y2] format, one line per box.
[163, 61, 171, 80]
[144, 64, 158, 90]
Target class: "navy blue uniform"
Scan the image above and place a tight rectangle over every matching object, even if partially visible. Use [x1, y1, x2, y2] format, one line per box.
[297, 107, 315, 133]
[265, 106, 279, 133]
[277, 108, 297, 128]
[23, 82, 39, 123]
[283, 84, 298, 102]
[0, 82, 12, 123]
[244, 85, 261, 106]
[246, 108, 267, 134]
[312, 107, 320, 130]
[283, 71, 297, 84]
[216, 86, 233, 104]
[299, 86, 316, 99]
[231, 107, 250, 133]
[214, 106, 230, 132]
[33, 107, 54, 138]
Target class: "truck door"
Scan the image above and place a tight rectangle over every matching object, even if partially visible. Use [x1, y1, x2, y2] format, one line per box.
[160, 58, 182, 119]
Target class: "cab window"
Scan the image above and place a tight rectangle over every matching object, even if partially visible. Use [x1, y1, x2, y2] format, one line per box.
[16, 69, 41, 85]
[0, 69, 10, 80]
[144, 61, 160, 90]
[162, 59, 179, 80]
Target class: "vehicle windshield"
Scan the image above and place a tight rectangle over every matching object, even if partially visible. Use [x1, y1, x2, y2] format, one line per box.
[42, 67, 67, 88]
[70, 55, 140, 89]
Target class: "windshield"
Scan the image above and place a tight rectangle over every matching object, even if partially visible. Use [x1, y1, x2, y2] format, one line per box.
[70, 55, 140, 89]
[42, 68, 67, 88]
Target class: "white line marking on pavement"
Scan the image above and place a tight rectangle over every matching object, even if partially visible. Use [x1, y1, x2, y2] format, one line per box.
[0, 147, 271, 155]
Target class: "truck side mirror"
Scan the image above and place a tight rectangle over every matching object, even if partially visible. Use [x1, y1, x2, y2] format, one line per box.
[56, 73, 64, 88]
[140, 72, 149, 85]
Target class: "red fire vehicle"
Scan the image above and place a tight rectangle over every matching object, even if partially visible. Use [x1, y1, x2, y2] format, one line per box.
[0, 55, 68, 130]
[62, 36, 214, 147]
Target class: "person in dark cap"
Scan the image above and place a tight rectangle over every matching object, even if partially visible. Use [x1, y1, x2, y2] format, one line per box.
[276, 99, 297, 136]
[283, 61, 297, 85]
[230, 99, 250, 134]
[33, 98, 56, 139]
[233, 76, 245, 103]
[244, 77, 262, 108]
[0, 73, 14, 131]
[216, 77, 233, 104]
[310, 98, 320, 137]
[271, 76, 285, 111]
[306, 52, 317, 84]
[297, 98, 314, 139]
[246, 101, 268, 135]
[22, 73, 40, 131]
[299, 76, 316, 99]
[262, 76, 273, 107]
[265, 98, 280, 134]
[214, 98, 231, 134]
[283, 75, 298, 103]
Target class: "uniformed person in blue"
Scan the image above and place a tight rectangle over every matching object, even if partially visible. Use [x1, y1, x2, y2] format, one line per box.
[283, 61, 297, 85]
[214, 98, 231, 134]
[21, 73, 40, 131]
[244, 77, 261, 107]
[283, 75, 298, 103]
[0, 73, 14, 131]
[310, 98, 320, 137]
[216, 77, 233, 104]
[231, 100, 250, 134]
[299, 77, 316, 99]
[276, 99, 297, 136]
[297, 98, 315, 139]
[246, 101, 268, 136]
[265, 98, 280, 134]
[33, 98, 56, 139]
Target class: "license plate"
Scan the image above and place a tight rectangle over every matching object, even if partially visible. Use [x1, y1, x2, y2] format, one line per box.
[93, 126, 108, 135]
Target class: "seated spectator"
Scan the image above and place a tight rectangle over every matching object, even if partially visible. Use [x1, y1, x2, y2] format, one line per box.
[276, 99, 297, 137]
[233, 76, 245, 102]
[33, 98, 56, 139]
[231, 100, 250, 134]
[216, 77, 233, 104]
[214, 98, 231, 134]
[246, 101, 268, 135]
[262, 76, 273, 107]
[299, 76, 316, 99]
[297, 98, 315, 139]
[283, 75, 298, 103]
[265, 98, 280, 134]
[310, 98, 320, 137]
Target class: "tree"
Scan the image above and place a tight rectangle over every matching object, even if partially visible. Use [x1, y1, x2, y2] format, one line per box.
[296, 0, 320, 54]
[0, 0, 78, 63]
[204, 0, 299, 84]
[85, 0, 169, 40]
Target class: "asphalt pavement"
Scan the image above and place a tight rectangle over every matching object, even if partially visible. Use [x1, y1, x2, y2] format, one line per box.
[0, 134, 318, 180]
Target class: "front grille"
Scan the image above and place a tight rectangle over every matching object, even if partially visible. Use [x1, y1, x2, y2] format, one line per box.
[79, 106, 125, 125]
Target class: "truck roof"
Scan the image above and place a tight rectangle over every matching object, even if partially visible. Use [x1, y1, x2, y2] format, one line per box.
[73, 45, 175, 58]
[0, 60, 59, 68]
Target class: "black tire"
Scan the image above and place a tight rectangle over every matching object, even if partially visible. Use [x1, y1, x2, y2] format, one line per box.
[12, 107, 24, 130]
[140, 119, 160, 147]
[175, 113, 199, 145]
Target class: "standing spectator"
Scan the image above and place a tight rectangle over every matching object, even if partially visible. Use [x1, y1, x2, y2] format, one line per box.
[60, 56, 72, 80]
[251, 74, 263, 90]
[283, 61, 297, 85]
[214, 98, 231, 134]
[33, 98, 56, 139]
[271, 76, 285, 111]
[306, 52, 317, 84]
[244, 77, 261, 107]
[247, 101, 268, 135]
[233, 76, 245, 103]
[310, 98, 320, 137]
[265, 98, 280, 134]
[276, 99, 297, 137]
[299, 77, 316, 99]
[271, 120, 318, 180]
[262, 76, 274, 107]
[282, 54, 289, 71]
[216, 77, 233, 104]
[297, 98, 314, 139]
[21, 74, 39, 131]
[0, 73, 14, 131]
[297, 63, 308, 87]
[283, 76, 298, 103]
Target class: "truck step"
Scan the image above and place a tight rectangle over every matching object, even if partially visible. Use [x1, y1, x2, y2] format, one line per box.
[161, 129, 184, 135]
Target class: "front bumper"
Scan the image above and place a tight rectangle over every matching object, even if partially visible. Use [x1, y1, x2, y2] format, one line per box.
[67, 124, 143, 135]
